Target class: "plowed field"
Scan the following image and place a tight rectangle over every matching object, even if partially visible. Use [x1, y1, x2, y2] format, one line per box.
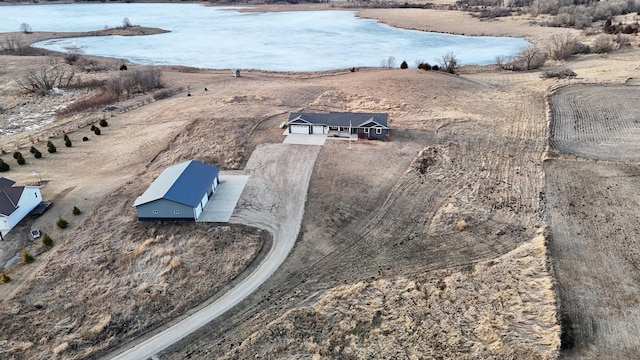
[549, 84, 640, 161]
[547, 83, 640, 359]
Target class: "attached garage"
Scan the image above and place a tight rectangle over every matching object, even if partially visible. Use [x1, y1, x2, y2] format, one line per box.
[290, 124, 310, 134]
[312, 125, 325, 135]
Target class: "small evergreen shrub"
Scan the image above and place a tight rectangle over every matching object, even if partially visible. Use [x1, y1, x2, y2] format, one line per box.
[42, 233, 53, 246]
[65, 140, 72, 147]
[21, 249, 34, 263]
[400, 60, 408, 69]
[47, 145, 57, 153]
[99, 119, 108, 127]
[63, 134, 70, 142]
[0, 272, 11, 283]
[0, 159, 9, 172]
[46, 140, 54, 148]
[12, 151, 22, 159]
[94, 128, 101, 135]
[82, 137, 89, 142]
[56, 217, 68, 229]
[90, 125, 97, 131]
[17, 157, 26, 165]
[34, 149, 42, 158]
[72, 206, 81, 215]
[30, 146, 36, 154]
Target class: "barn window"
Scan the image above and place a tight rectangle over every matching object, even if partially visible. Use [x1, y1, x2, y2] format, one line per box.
[174, 210, 180, 214]
[364, 128, 369, 134]
[376, 128, 382, 134]
[35, 192, 38, 198]
[152, 210, 158, 214]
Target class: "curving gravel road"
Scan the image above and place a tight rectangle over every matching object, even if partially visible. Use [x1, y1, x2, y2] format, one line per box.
[108, 143, 320, 360]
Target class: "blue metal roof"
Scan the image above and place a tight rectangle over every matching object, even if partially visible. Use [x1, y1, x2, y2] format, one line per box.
[134, 160, 220, 208]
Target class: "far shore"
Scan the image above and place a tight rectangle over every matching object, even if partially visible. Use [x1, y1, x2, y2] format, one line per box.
[0, 2, 577, 48]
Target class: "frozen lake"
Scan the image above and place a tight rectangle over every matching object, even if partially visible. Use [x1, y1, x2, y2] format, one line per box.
[0, 4, 531, 71]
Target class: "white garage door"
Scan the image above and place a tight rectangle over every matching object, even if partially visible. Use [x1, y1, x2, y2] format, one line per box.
[312, 125, 325, 135]
[290, 125, 309, 134]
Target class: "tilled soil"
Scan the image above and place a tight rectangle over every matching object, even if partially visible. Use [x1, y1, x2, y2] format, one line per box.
[545, 159, 640, 359]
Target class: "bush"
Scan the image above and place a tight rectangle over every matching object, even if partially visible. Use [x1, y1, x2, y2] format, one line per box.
[94, 128, 101, 135]
[47, 145, 57, 153]
[417, 62, 432, 71]
[34, 149, 42, 158]
[56, 217, 68, 229]
[12, 151, 22, 160]
[0, 159, 9, 172]
[21, 249, 34, 263]
[0, 272, 11, 283]
[63, 134, 70, 142]
[439, 52, 459, 74]
[29, 146, 36, 154]
[17, 157, 26, 165]
[42, 233, 53, 246]
[153, 88, 172, 100]
[99, 119, 108, 127]
[542, 68, 577, 78]
[82, 137, 89, 142]
[400, 60, 408, 69]
[592, 35, 615, 53]
[72, 206, 81, 215]
[65, 140, 72, 147]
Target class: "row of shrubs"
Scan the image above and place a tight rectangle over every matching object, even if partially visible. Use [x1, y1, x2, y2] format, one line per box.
[0, 120, 107, 172]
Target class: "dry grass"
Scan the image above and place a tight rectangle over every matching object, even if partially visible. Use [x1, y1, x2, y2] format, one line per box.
[0, 180, 265, 359]
[220, 232, 559, 360]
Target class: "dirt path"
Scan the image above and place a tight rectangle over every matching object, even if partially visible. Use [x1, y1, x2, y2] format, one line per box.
[106, 143, 320, 360]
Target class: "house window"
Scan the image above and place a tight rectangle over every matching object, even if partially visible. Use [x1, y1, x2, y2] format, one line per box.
[376, 128, 383, 134]
[364, 128, 370, 134]
[174, 210, 180, 214]
[152, 210, 158, 214]
[35, 193, 38, 198]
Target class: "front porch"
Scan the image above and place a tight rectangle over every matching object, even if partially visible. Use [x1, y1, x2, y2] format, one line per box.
[327, 126, 357, 138]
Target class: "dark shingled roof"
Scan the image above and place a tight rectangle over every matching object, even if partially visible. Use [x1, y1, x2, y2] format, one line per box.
[288, 112, 388, 128]
[134, 160, 220, 208]
[0, 178, 25, 217]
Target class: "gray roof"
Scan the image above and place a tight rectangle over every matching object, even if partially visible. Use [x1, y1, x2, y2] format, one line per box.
[0, 178, 24, 217]
[288, 112, 388, 128]
[134, 160, 220, 208]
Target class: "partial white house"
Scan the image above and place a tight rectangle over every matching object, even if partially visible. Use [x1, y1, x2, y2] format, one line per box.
[0, 177, 42, 233]
[133, 160, 220, 221]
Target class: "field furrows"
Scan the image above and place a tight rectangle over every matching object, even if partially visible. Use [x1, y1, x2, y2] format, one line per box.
[549, 84, 640, 161]
[545, 160, 640, 359]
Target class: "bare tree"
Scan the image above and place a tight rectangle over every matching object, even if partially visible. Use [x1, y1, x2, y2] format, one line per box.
[517, 47, 547, 70]
[122, 17, 132, 28]
[547, 33, 581, 60]
[380, 56, 397, 69]
[15, 57, 75, 93]
[439, 52, 459, 74]
[20, 23, 32, 34]
[1, 34, 23, 53]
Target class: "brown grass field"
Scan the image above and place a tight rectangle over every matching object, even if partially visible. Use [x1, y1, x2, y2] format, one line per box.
[0, 4, 640, 360]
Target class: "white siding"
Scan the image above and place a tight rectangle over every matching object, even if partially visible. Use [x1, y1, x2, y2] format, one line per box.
[1, 187, 41, 231]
